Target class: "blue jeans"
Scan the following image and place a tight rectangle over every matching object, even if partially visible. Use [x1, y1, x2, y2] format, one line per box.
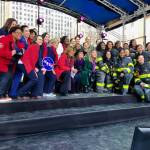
[17, 64, 38, 97]
[31, 70, 45, 96]
[9, 70, 23, 97]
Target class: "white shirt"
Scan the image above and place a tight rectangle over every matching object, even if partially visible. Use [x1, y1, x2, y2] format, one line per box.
[56, 43, 64, 58]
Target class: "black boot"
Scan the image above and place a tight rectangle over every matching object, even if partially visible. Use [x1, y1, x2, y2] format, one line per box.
[83, 86, 89, 93]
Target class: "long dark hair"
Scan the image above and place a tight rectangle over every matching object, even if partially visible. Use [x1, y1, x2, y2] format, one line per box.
[96, 41, 105, 51]
[146, 42, 150, 48]
[42, 32, 49, 40]
[105, 41, 113, 50]
[129, 39, 137, 49]
[114, 41, 121, 48]
[2, 18, 17, 31]
[103, 50, 112, 61]
[60, 36, 68, 44]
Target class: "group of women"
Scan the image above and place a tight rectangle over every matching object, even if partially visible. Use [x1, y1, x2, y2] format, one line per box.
[0, 18, 150, 102]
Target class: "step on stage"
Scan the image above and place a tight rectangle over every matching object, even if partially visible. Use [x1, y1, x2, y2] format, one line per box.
[0, 93, 150, 141]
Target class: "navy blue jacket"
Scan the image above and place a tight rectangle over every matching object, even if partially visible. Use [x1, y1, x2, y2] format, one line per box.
[19, 36, 29, 50]
[0, 28, 9, 36]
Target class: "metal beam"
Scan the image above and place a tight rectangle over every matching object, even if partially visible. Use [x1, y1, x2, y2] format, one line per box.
[97, 0, 127, 16]
[59, 0, 67, 6]
[106, 5, 150, 30]
[129, 0, 145, 7]
[120, 5, 150, 22]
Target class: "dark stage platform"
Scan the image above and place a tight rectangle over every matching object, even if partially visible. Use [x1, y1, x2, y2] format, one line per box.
[0, 93, 149, 142]
[0, 93, 137, 114]
[1, 118, 150, 150]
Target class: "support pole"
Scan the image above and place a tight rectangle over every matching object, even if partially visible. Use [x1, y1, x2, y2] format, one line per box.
[122, 22, 125, 43]
[122, 16, 126, 44]
[143, 10, 146, 47]
[37, 4, 40, 34]
[77, 19, 78, 35]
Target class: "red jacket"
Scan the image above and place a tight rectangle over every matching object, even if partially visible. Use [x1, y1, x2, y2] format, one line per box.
[0, 34, 14, 73]
[28, 38, 33, 45]
[21, 44, 47, 74]
[55, 53, 74, 79]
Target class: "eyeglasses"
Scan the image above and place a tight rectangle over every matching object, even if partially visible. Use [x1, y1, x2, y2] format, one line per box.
[15, 31, 22, 35]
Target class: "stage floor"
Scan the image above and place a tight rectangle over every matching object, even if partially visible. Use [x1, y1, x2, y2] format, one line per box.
[0, 93, 134, 103]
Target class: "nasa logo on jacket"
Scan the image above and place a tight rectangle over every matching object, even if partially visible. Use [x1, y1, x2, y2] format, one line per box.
[42, 57, 54, 71]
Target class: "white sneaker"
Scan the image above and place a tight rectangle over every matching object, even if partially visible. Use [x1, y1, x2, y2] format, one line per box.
[44, 93, 56, 97]
[47, 93, 56, 97]
[43, 93, 49, 97]
[0, 97, 12, 102]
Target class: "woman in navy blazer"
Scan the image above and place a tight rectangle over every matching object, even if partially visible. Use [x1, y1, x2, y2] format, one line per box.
[0, 18, 17, 37]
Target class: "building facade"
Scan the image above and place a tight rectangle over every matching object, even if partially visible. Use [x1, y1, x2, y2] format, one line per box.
[0, 0, 98, 43]
[11, 1, 77, 38]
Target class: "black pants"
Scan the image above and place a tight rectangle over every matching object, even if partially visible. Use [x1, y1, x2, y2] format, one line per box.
[0, 72, 13, 97]
[59, 71, 71, 94]
[71, 73, 82, 93]
[44, 71, 56, 93]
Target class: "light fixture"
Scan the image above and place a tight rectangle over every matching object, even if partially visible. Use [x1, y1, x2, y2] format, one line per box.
[77, 16, 86, 23]
[79, 33, 84, 38]
[38, 0, 45, 4]
[101, 32, 107, 39]
[37, 18, 44, 25]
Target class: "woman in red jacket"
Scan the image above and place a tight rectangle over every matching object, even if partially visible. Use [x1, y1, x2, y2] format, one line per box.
[55, 46, 77, 96]
[17, 35, 47, 99]
[60, 36, 70, 53]
[42, 33, 58, 97]
[0, 26, 22, 101]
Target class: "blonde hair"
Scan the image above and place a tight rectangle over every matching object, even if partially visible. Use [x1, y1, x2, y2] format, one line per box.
[32, 35, 42, 44]
[50, 38, 59, 44]
[88, 50, 97, 62]
[65, 46, 75, 55]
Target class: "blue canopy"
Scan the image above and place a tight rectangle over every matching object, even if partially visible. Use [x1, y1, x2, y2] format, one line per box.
[46, 0, 150, 28]
[4, 0, 150, 29]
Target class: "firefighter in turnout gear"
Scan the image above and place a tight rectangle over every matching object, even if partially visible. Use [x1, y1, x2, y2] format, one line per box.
[135, 44, 150, 63]
[96, 50, 114, 93]
[95, 51, 106, 93]
[103, 51, 114, 93]
[114, 49, 134, 95]
[134, 55, 150, 102]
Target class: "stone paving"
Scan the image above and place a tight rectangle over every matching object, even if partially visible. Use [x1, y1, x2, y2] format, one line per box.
[0, 118, 150, 150]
